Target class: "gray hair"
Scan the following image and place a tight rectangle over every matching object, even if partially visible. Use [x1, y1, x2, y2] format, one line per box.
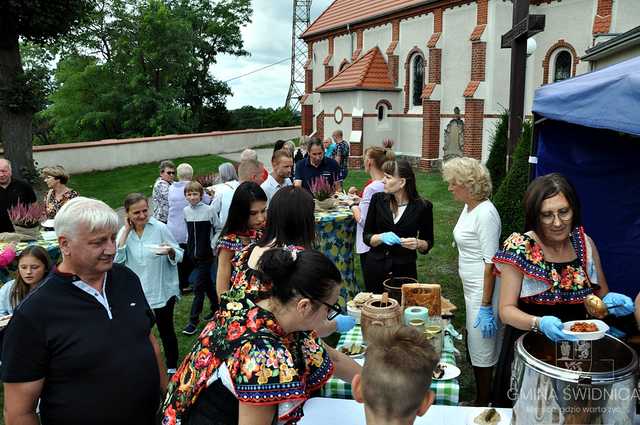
[218, 162, 238, 183]
[239, 149, 258, 162]
[159, 160, 175, 172]
[176, 163, 193, 181]
[55, 197, 119, 238]
[283, 140, 296, 154]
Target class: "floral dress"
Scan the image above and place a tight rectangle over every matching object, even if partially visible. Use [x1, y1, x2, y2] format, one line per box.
[217, 230, 262, 287]
[44, 189, 79, 219]
[229, 244, 305, 303]
[490, 226, 599, 406]
[161, 287, 334, 425]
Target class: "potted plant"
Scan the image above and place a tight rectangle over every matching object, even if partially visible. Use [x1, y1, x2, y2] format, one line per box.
[9, 202, 46, 240]
[309, 176, 336, 211]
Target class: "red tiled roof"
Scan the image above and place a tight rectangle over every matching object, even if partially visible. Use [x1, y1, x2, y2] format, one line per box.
[302, 0, 434, 39]
[316, 47, 397, 92]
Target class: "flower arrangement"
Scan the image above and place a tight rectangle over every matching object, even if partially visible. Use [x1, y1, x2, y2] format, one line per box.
[8, 202, 46, 228]
[309, 176, 334, 201]
[195, 173, 218, 188]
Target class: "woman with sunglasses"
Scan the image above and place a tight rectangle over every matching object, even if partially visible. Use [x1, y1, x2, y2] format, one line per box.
[162, 248, 360, 425]
[491, 173, 634, 406]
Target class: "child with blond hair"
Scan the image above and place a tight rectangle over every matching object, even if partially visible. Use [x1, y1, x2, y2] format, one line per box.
[352, 326, 440, 425]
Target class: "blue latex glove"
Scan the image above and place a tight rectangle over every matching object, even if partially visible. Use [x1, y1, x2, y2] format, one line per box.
[539, 316, 577, 342]
[473, 306, 498, 338]
[334, 314, 356, 333]
[603, 292, 634, 317]
[379, 232, 402, 245]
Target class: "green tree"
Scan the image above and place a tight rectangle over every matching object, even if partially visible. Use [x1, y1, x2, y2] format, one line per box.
[485, 111, 508, 193]
[492, 120, 533, 241]
[0, 0, 93, 181]
[46, 0, 252, 140]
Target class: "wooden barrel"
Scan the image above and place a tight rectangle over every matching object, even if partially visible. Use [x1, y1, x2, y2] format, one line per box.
[361, 294, 402, 341]
[382, 276, 418, 303]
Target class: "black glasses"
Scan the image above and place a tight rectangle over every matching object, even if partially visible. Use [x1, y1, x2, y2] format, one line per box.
[165, 171, 176, 175]
[299, 290, 342, 320]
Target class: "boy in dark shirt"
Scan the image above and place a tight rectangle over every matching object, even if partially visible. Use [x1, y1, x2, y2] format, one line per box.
[182, 181, 220, 335]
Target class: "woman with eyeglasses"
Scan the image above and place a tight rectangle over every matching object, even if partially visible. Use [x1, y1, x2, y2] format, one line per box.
[161, 248, 361, 425]
[491, 173, 634, 406]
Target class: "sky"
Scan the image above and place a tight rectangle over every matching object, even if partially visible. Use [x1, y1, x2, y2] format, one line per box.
[213, 0, 333, 110]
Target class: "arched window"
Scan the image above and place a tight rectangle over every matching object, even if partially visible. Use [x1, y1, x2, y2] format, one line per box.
[378, 105, 385, 121]
[411, 55, 425, 106]
[553, 51, 572, 82]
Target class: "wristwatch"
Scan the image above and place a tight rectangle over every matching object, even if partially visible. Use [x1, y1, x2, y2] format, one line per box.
[531, 316, 540, 333]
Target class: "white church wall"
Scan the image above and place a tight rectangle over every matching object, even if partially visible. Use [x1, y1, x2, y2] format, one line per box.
[441, 4, 475, 115]
[398, 13, 434, 113]
[333, 34, 352, 69]
[486, 0, 513, 115]
[613, 0, 640, 34]
[362, 23, 392, 54]
[482, 118, 499, 161]
[528, 0, 595, 109]
[397, 118, 423, 156]
[313, 38, 329, 88]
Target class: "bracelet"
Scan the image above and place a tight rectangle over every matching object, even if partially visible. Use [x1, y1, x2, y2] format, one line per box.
[531, 316, 540, 332]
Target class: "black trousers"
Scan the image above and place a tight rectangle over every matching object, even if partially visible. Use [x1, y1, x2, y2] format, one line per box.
[178, 243, 194, 291]
[189, 259, 218, 324]
[363, 255, 417, 294]
[153, 296, 178, 369]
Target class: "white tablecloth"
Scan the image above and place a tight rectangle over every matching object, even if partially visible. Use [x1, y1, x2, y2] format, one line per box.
[299, 398, 640, 425]
[299, 398, 512, 425]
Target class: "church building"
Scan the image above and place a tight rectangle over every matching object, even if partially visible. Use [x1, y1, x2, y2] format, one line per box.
[300, 0, 639, 168]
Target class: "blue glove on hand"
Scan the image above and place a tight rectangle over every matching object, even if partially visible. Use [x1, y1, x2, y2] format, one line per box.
[473, 306, 498, 338]
[379, 232, 402, 245]
[539, 316, 576, 342]
[603, 292, 634, 317]
[334, 314, 356, 333]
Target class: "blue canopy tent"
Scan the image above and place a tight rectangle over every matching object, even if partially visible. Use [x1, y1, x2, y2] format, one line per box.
[532, 56, 640, 298]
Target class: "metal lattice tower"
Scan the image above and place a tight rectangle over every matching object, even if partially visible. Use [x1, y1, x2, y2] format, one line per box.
[286, 0, 312, 111]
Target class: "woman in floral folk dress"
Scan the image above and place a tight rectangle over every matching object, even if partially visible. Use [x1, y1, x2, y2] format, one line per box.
[161, 248, 361, 425]
[491, 173, 634, 406]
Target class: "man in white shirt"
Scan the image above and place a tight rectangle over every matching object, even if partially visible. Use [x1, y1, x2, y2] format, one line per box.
[218, 159, 264, 228]
[261, 149, 293, 204]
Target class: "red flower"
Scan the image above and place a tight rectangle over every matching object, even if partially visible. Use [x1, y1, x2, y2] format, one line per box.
[194, 349, 213, 369]
[559, 269, 574, 290]
[246, 307, 264, 332]
[227, 321, 247, 341]
[162, 406, 177, 425]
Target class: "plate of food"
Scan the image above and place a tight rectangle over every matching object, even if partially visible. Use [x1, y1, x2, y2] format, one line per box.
[467, 407, 510, 425]
[563, 319, 609, 340]
[339, 343, 367, 359]
[144, 244, 171, 255]
[432, 362, 460, 381]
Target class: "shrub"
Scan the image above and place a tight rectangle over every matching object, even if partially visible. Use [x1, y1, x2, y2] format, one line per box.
[492, 120, 533, 242]
[485, 112, 508, 193]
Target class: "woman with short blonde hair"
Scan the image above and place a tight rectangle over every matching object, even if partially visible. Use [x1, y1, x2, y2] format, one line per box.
[442, 157, 492, 201]
[442, 156, 502, 406]
[42, 165, 78, 219]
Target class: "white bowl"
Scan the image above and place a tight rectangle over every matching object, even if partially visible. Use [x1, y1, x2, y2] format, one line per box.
[563, 319, 609, 341]
[144, 244, 170, 255]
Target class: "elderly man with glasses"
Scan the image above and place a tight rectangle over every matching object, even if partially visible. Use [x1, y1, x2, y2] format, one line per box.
[152, 160, 176, 224]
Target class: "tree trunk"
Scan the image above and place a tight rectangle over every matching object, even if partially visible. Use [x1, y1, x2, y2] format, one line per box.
[0, 22, 37, 183]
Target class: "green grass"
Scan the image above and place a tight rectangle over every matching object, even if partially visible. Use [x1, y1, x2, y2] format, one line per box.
[71, 154, 230, 208]
[0, 159, 475, 421]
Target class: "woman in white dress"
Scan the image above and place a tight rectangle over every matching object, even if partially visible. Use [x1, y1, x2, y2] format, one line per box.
[443, 157, 502, 406]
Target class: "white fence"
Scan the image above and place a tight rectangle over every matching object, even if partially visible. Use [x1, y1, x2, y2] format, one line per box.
[28, 126, 301, 173]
